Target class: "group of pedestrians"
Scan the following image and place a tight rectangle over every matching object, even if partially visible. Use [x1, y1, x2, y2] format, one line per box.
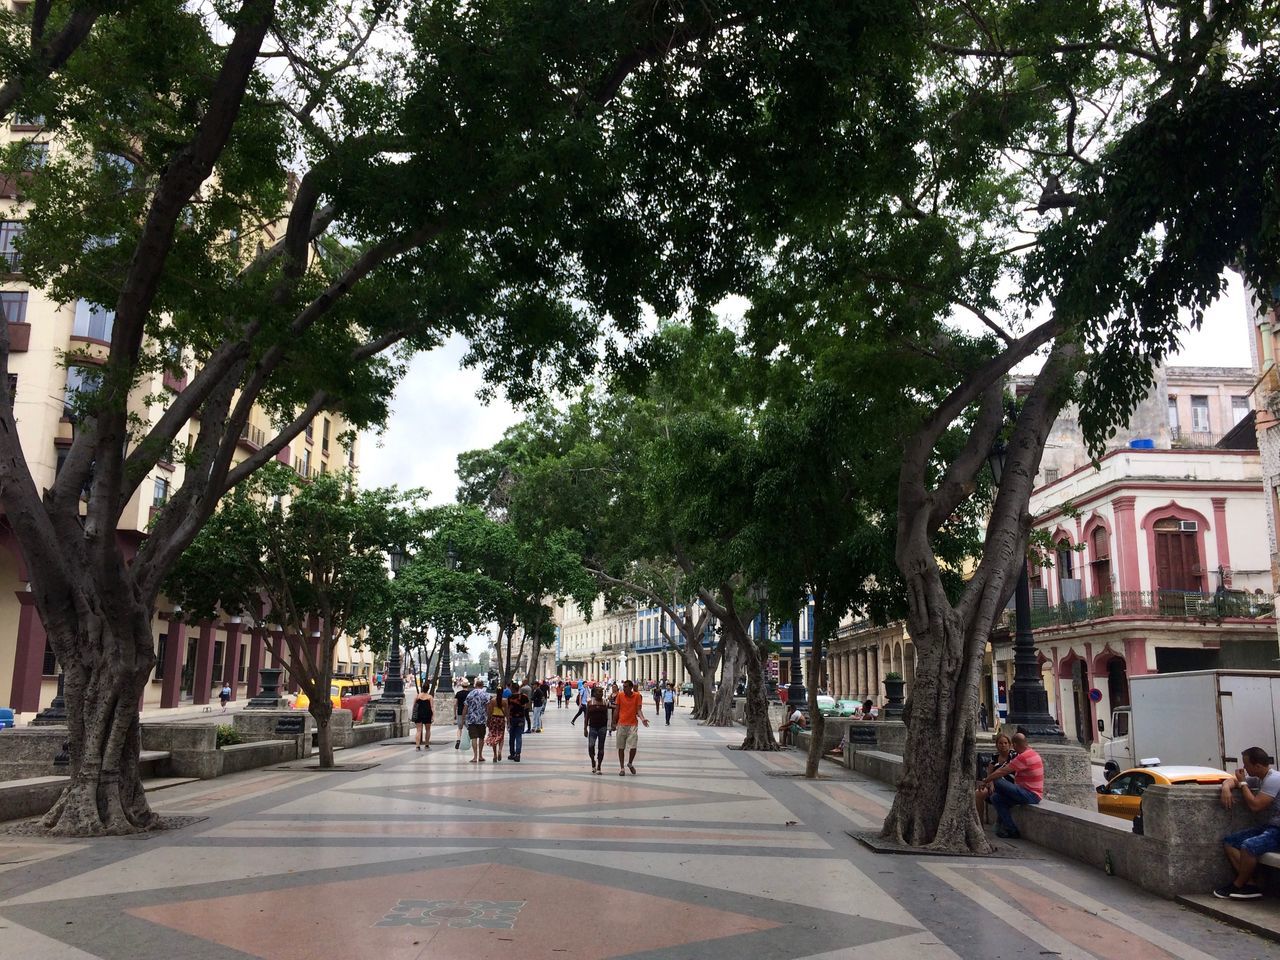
[451, 677, 556, 763]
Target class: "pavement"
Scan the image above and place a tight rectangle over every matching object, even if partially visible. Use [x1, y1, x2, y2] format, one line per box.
[0, 703, 1273, 959]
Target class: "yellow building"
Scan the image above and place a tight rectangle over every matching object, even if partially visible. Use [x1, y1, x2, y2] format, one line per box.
[0, 120, 367, 718]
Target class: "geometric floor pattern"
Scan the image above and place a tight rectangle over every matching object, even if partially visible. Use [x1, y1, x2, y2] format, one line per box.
[0, 703, 1267, 959]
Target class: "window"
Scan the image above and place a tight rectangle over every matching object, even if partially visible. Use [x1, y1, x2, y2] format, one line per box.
[1191, 396, 1210, 433]
[1, 290, 27, 323]
[72, 300, 115, 341]
[322, 417, 330, 452]
[152, 476, 169, 507]
[0, 220, 22, 269]
[41, 638, 56, 676]
[19, 140, 47, 170]
[237, 643, 247, 683]
[155, 634, 167, 680]
[305, 421, 313, 442]
[11, 113, 45, 129]
[1167, 396, 1179, 432]
[1044, 467, 1060, 484]
[1090, 526, 1113, 597]
[63, 364, 101, 416]
[1232, 395, 1250, 425]
[301, 447, 311, 477]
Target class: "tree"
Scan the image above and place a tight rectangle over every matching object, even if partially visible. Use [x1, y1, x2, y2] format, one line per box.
[0, 0, 931, 833]
[743, 2, 1280, 849]
[165, 466, 411, 767]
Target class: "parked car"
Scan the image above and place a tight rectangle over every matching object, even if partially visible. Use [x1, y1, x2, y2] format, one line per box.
[1095, 765, 1233, 822]
[833, 699, 861, 717]
[294, 676, 374, 721]
[0, 706, 14, 729]
[815, 695, 838, 715]
[680, 682, 694, 695]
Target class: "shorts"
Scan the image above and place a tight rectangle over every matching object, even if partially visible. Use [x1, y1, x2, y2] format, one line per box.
[467, 723, 486, 740]
[1223, 825, 1280, 857]
[615, 725, 639, 752]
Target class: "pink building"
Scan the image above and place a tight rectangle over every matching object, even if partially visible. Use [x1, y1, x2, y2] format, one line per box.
[993, 436, 1276, 750]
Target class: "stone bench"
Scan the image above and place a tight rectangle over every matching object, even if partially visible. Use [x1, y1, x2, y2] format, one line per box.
[0, 775, 69, 822]
[217, 739, 295, 775]
[349, 722, 392, 747]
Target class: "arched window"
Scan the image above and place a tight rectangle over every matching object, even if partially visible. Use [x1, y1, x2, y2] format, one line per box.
[1153, 517, 1202, 593]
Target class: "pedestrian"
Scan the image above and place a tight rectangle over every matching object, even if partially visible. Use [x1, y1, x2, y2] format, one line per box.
[486, 688, 508, 762]
[454, 680, 469, 749]
[571, 681, 589, 726]
[507, 686, 529, 762]
[611, 678, 650, 776]
[520, 680, 534, 732]
[531, 681, 547, 732]
[862, 699, 877, 720]
[662, 682, 676, 725]
[978, 702, 989, 732]
[463, 678, 490, 764]
[652, 683, 662, 716]
[974, 732, 1017, 821]
[411, 686, 434, 750]
[584, 686, 610, 774]
[978, 731, 1043, 839]
[1213, 745, 1280, 899]
[219, 681, 232, 713]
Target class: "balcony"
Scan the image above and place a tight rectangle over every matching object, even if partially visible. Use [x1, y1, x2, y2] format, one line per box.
[237, 423, 266, 451]
[1011, 590, 1276, 631]
[1168, 427, 1225, 450]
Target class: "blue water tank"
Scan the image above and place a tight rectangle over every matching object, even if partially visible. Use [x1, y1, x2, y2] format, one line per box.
[1129, 438, 1155, 449]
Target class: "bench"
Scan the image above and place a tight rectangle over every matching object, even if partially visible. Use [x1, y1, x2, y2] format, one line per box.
[0, 775, 69, 822]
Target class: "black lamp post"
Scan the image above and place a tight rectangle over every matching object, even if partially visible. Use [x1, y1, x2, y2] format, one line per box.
[987, 441, 1065, 740]
[438, 542, 458, 696]
[380, 545, 408, 704]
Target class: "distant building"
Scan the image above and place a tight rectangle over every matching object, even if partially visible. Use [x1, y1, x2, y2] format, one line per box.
[992, 364, 1275, 749]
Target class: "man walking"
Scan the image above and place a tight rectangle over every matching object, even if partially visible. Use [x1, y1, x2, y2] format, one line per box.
[979, 731, 1043, 839]
[1214, 745, 1280, 899]
[611, 679, 650, 776]
[662, 682, 676, 725]
[463, 678, 491, 764]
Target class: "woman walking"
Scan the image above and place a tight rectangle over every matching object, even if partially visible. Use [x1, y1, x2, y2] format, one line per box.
[412, 686, 434, 750]
[584, 686, 610, 774]
[485, 690, 508, 762]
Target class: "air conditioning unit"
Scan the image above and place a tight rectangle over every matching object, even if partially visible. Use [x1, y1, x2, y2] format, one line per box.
[1179, 520, 1198, 532]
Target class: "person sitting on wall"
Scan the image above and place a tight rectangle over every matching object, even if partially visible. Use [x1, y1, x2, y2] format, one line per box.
[776, 707, 808, 746]
[977, 731, 1043, 839]
[1214, 746, 1280, 900]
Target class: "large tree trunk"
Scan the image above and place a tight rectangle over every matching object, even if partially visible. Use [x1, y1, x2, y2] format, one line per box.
[314, 696, 335, 768]
[732, 628, 776, 750]
[880, 604, 988, 851]
[41, 619, 160, 836]
[706, 652, 736, 726]
[805, 636, 827, 778]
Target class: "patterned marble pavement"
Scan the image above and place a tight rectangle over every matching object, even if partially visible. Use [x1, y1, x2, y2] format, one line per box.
[0, 702, 1270, 960]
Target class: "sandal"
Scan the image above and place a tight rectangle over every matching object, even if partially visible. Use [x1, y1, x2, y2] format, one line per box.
[628, 763, 637, 775]
[619, 769, 626, 776]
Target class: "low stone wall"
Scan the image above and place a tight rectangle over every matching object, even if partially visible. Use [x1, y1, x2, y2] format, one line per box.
[233, 710, 313, 759]
[141, 724, 220, 779]
[0, 776, 68, 821]
[218, 739, 295, 775]
[349, 722, 392, 747]
[310, 710, 353, 749]
[0, 727, 70, 780]
[730, 698, 788, 730]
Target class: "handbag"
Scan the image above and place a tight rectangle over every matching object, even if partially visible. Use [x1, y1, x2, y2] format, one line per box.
[460, 726, 471, 750]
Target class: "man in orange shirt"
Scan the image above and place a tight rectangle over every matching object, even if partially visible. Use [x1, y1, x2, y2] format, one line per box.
[611, 678, 650, 776]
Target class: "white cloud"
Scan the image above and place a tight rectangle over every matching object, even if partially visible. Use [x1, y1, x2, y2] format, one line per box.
[356, 334, 522, 503]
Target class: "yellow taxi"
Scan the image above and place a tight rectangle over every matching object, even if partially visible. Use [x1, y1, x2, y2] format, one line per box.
[1095, 765, 1233, 821]
[294, 676, 373, 720]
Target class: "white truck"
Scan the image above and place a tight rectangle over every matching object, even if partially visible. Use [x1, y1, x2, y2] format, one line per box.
[1101, 669, 1280, 778]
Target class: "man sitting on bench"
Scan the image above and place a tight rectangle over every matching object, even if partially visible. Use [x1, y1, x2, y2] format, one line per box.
[1215, 746, 1280, 900]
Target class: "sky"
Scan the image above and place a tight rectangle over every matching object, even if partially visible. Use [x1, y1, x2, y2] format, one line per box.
[358, 272, 1255, 504]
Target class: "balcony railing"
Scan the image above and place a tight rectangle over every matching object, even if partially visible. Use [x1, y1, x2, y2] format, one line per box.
[1010, 590, 1276, 631]
[238, 423, 266, 450]
[1168, 427, 1225, 449]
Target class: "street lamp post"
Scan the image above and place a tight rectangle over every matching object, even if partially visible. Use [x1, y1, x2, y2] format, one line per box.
[379, 546, 408, 704]
[987, 441, 1066, 740]
[437, 543, 458, 696]
[781, 587, 807, 714]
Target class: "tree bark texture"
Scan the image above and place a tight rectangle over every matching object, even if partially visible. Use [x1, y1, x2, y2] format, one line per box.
[886, 340, 1078, 851]
[706, 651, 736, 726]
[804, 636, 827, 779]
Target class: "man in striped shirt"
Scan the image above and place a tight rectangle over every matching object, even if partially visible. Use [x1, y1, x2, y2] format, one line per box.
[980, 731, 1043, 839]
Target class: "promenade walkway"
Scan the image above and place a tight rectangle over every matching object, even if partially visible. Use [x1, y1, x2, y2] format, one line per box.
[0, 702, 1269, 959]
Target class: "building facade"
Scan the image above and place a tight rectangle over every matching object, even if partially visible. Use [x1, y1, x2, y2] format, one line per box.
[0, 119, 364, 718]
